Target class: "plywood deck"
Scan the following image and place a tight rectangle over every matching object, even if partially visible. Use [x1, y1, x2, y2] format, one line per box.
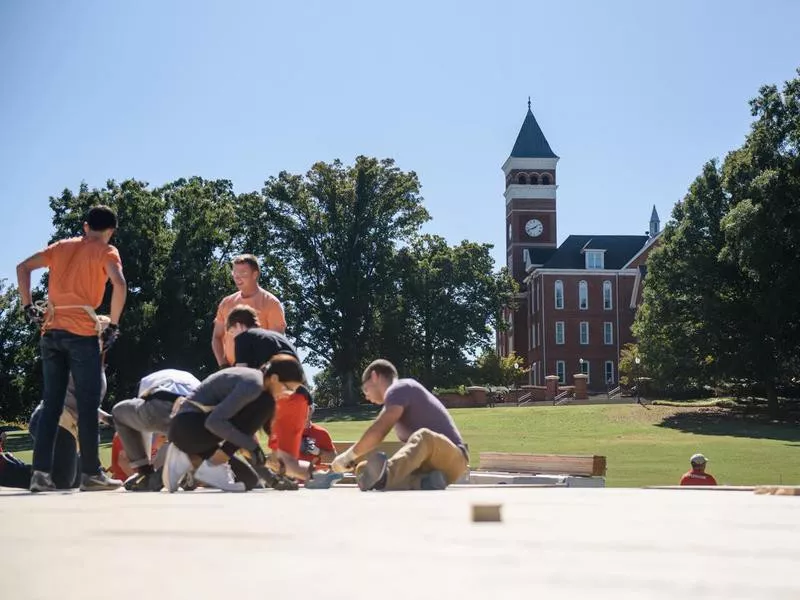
[3, 486, 800, 599]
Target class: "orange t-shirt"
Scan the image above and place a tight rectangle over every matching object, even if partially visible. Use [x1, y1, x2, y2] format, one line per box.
[679, 470, 717, 486]
[215, 287, 286, 365]
[41, 236, 122, 337]
[267, 393, 310, 458]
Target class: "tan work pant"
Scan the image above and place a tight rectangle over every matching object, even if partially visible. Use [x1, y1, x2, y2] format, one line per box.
[381, 428, 468, 491]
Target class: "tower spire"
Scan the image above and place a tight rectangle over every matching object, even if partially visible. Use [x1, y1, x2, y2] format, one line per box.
[528, 96, 531, 111]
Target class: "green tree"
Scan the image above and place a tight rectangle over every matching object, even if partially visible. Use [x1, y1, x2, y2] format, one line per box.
[635, 69, 800, 416]
[474, 347, 525, 387]
[377, 235, 517, 387]
[0, 280, 42, 421]
[716, 70, 800, 414]
[259, 157, 429, 406]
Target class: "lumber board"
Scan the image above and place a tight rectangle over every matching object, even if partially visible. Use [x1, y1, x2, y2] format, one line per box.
[479, 452, 607, 477]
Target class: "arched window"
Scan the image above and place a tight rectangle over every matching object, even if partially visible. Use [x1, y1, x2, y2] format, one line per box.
[541, 174, 551, 185]
[579, 280, 588, 310]
[517, 173, 527, 185]
[554, 280, 564, 309]
[603, 280, 613, 310]
[529, 173, 539, 185]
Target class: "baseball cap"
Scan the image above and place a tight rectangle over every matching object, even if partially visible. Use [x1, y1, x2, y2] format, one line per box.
[690, 453, 707, 465]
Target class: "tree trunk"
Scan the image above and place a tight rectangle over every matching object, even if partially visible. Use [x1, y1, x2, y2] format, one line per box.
[339, 370, 361, 407]
[765, 379, 779, 419]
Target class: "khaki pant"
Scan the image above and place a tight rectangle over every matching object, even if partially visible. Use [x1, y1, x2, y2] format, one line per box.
[370, 428, 468, 491]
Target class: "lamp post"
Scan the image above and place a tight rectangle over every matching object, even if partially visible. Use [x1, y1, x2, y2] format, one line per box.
[634, 356, 641, 405]
[579, 358, 584, 379]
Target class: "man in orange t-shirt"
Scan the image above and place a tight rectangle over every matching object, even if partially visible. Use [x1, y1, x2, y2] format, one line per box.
[212, 254, 287, 369]
[679, 453, 718, 486]
[17, 205, 127, 493]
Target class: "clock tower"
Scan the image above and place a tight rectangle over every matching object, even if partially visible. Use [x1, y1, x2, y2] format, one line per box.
[500, 99, 559, 357]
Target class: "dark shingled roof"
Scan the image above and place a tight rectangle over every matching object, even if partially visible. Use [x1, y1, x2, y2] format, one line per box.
[542, 235, 650, 270]
[525, 247, 558, 266]
[510, 108, 558, 159]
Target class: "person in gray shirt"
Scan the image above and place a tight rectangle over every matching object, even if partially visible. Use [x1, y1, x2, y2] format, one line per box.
[331, 359, 468, 491]
[164, 355, 306, 492]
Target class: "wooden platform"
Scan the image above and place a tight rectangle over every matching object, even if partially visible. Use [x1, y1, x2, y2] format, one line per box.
[3, 486, 800, 599]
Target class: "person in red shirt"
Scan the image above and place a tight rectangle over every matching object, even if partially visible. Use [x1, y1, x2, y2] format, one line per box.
[679, 453, 718, 486]
[299, 405, 337, 466]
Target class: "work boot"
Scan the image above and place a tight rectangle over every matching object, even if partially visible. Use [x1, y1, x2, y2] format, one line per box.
[356, 452, 388, 491]
[80, 471, 123, 491]
[420, 470, 448, 490]
[30, 470, 56, 493]
[124, 471, 163, 492]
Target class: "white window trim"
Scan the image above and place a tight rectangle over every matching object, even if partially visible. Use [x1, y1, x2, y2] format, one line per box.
[603, 280, 613, 310]
[585, 250, 605, 270]
[604, 322, 614, 345]
[579, 321, 589, 345]
[580, 360, 590, 383]
[605, 361, 615, 385]
[555, 321, 565, 345]
[556, 360, 566, 384]
[578, 280, 588, 310]
[554, 280, 564, 310]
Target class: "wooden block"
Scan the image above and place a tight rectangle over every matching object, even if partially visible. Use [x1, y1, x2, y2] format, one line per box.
[472, 504, 502, 522]
[479, 452, 607, 477]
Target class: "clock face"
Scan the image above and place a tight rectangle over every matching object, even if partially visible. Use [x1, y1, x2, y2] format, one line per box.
[525, 218, 544, 238]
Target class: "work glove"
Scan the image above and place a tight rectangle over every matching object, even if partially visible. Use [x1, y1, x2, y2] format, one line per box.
[300, 437, 320, 457]
[23, 304, 44, 325]
[330, 447, 357, 473]
[101, 324, 120, 351]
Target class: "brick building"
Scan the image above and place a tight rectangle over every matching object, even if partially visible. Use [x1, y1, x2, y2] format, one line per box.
[497, 102, 661, 391]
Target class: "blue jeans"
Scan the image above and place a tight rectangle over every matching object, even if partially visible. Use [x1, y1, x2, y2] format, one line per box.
[32, 330, 102, 476]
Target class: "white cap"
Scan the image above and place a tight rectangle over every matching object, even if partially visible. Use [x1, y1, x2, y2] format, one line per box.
[690, 453, 707, 465]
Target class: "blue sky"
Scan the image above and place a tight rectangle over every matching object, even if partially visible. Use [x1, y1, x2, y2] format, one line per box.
[1, 1, 799, 367]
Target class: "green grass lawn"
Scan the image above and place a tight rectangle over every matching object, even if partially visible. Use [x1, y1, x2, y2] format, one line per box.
[5, 404, 799, 487]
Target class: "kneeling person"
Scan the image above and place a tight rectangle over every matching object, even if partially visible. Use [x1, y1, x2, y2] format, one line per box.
[331, 359, 468, 491]
[113, 368, 201, 491]
[165, 356, 305, 492]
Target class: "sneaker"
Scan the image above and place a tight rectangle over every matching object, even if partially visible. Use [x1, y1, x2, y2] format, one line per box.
[194, 461, 246, 492]
[304, 471, 344, 490]
[356, 452, 388, 491]
[162, 444, 193, 493]
[124, 471, 163, 492]
[179, 469, 198, 491]
[80, 471, 123, 491]
[30, 470, 56, 493]
[420, 470, 448, 490]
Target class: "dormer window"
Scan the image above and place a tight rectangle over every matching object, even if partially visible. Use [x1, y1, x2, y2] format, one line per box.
[586, 250, 604, 269]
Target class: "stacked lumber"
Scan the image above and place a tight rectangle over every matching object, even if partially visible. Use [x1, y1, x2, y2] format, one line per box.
[479, 452, 606, 477]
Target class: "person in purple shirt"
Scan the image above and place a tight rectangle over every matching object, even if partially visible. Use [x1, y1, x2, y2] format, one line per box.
[330, 359, 468, 491]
